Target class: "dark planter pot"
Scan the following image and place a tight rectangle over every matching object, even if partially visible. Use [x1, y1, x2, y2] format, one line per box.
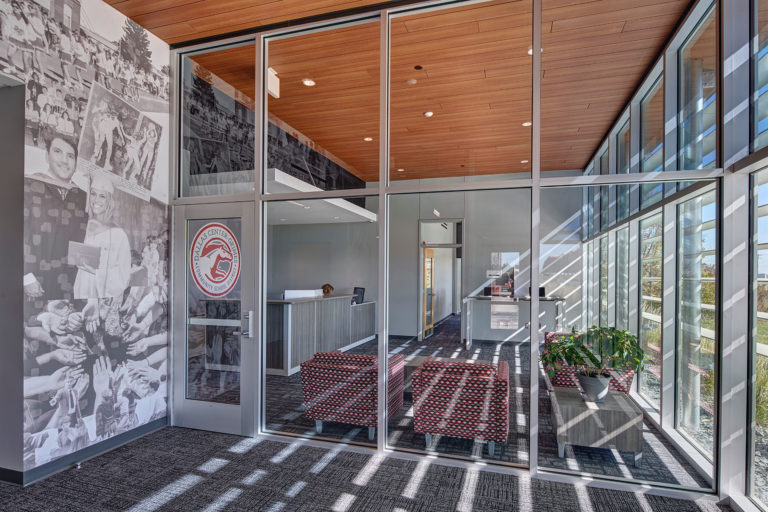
[577, 373, 611, 402]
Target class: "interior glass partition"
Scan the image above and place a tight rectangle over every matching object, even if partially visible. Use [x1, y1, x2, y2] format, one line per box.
[168, 0, 741, 493]
[388, 0, 532, 185]
[180, 41, 256, 197]
[263, 196, 378, 445]
[676, 189, 717, 458]
[538, 182, 715, 489]
[264, 20, 380, 194]
[678, 6, 717, 171]
[386, 188, 530, 465]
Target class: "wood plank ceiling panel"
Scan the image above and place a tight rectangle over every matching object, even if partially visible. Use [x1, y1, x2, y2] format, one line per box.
[156, 0, 692, 180]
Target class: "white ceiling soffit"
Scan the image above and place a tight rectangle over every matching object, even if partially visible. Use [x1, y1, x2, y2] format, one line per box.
[266, 168, 377, 225]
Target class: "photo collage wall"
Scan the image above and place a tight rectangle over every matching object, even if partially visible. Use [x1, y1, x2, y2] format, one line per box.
[0, 0, 170, 469]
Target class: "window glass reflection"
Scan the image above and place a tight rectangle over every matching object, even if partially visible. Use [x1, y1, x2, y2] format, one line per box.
[678, 8, 717, 170]
[181, 43, 256, 197]
[676, 190, 717, 457]
[754, 0, 768, 150]
[639, 214, 662, 410]
[641, 77, 664, 207]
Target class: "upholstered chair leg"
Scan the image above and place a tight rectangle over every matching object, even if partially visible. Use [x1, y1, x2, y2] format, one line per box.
[368, 427, 376, 441]
[315, 420, 323, 434]
[425, 433, 432, 449]
[488, 441, 496, 456]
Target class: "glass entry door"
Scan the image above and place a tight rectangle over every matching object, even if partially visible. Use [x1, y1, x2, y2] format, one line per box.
[171, 202, 256, 435]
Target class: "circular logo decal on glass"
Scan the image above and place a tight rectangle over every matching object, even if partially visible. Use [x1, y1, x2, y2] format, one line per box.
[190, 222, 241, 297]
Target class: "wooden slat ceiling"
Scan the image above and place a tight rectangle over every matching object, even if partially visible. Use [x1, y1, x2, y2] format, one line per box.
[131, 0, 692, 180]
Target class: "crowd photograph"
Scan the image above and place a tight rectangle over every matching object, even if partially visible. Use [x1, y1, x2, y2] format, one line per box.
[0, 0, 171, 469]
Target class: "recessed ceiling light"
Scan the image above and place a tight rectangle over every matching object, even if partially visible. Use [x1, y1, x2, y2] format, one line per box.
[301, 78, 316, 87]
[423, 111, 434, 118]
[527, 47, 543, 55]
[522, 121, 532, 127]
[521, 160, 529, 164]
[406, 78, 418, 85]
[397, 168, 405, 173]
[414, 65, 423, 70]
[363, 137, 373, 142]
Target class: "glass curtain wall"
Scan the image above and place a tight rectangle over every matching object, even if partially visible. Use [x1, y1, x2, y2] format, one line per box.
[639, 214, 663, 410]
[599, 235, 609, 326]
[616, 227, 630, 331]
[599, 150, 610, 231]
[751, 169, 768, 508]
[539, 183, 714, 488]
[679, 7, 717, 170]
[754, 0, 768, 150]
[641, 78, 665, 207]
[676, 189, 717, 457]
[617, 122, 631, 221]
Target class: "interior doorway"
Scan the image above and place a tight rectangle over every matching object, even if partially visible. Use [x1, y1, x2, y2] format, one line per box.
[418, 220, 462, 341]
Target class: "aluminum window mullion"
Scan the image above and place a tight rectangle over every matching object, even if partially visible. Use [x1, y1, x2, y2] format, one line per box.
[377, 10, 390, 453]
[529, 0, 542, 477]
[254, 34, 266, 437]
[719, 172, 751, 500]
[662, 201, 678, 430]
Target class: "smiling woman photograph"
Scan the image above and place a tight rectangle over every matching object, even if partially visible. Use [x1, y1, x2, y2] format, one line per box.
[74, 174, 131, 299]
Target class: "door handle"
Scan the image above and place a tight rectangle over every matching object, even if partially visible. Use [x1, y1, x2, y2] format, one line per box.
[235, 310, 254, 338]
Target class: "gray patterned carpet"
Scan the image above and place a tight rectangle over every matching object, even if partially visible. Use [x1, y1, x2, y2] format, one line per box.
[264, 316, 710, 488]
[0, 427, 730, 512]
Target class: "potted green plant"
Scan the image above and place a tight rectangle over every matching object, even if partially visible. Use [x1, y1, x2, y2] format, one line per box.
[540, 326, 647, 402]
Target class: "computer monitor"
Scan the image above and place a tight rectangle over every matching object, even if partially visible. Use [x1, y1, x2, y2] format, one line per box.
[352, 287, 365, 304]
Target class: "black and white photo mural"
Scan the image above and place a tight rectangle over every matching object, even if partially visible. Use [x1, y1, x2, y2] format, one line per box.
[0, 0, 170, 470]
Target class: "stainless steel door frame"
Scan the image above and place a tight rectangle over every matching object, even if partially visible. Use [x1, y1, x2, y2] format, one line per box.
[170, 201, 255, 435]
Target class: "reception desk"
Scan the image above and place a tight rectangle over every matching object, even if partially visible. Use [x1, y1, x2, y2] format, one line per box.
[463, 295, 565, 346]
[266, 295, 376, 375]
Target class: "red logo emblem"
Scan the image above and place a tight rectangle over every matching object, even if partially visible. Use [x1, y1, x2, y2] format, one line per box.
[190, 223, 240, 297]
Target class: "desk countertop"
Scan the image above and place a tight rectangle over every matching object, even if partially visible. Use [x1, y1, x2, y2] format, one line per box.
[267, 294, 355, 304]
[464, 295, 565, 303]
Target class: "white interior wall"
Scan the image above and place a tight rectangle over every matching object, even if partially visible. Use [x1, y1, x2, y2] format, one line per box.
[265, 179, 583, 338]
[267, 221, 379, 303]
[431, 247, 454, 324]
[389, 182, 582, 337]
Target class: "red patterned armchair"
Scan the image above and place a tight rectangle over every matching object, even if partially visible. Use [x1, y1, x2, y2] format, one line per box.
[543, 332, 635, 393]
[412, 359, 509, 456]
[300, 351, 404, 441]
